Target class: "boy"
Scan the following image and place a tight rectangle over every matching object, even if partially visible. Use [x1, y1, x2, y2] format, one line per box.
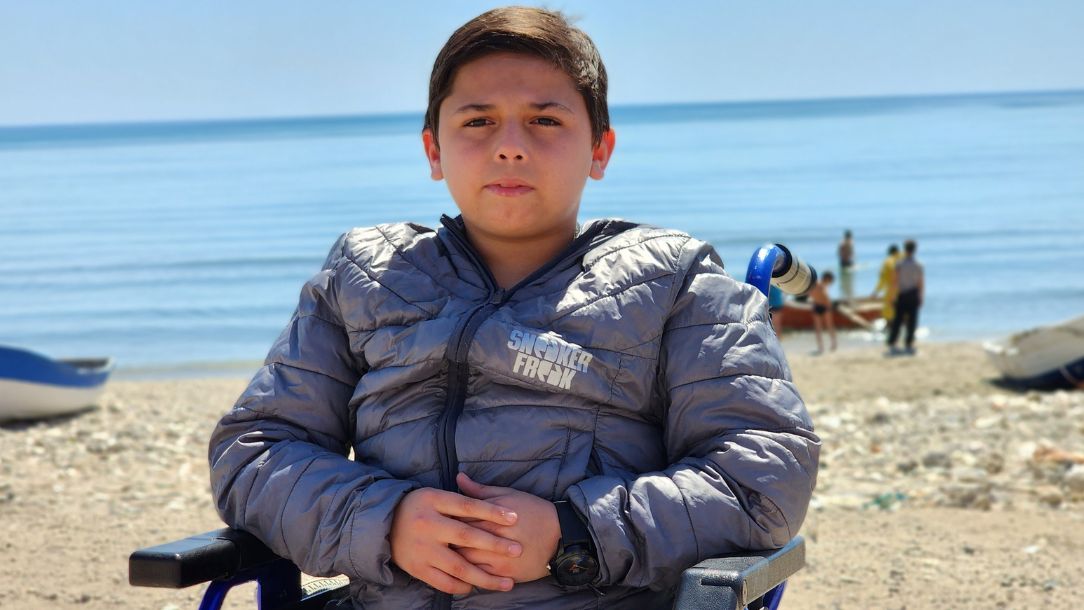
[809, 271, 837, 353]
[209, 7, 819, 609]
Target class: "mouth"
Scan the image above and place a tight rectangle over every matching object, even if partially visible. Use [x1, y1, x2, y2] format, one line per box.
[485, 179, 534, 197]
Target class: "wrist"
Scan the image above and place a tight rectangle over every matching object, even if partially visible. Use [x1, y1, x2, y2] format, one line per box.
[547, 500, 599, 586]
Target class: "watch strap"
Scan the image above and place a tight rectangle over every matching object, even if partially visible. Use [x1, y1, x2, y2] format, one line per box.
[553, 500, 592, 548]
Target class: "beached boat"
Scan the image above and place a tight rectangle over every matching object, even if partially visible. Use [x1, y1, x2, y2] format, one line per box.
[778, 296, 882, 331]
[0, 346, 114, 422]
[984, 315, 1084, 390]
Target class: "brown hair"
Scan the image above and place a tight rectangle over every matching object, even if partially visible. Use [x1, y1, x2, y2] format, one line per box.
[424, 6, 610, 145]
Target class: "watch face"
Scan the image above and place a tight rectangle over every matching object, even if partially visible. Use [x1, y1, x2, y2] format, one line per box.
[555, 551, 599, 587]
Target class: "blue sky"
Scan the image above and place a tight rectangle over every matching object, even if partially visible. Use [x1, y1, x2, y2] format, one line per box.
[2, 0, 1082, 126]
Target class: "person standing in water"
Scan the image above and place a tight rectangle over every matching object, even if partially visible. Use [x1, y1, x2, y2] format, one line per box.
[872, 243, 901, 325]
[837, 229, 855, 305]
[887, 239, 924, 355]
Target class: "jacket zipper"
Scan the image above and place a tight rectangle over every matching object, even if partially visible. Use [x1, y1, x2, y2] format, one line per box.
[432, 218, 503, 610]
[431, 216, 611, 610]
[436, 299, 499, 492]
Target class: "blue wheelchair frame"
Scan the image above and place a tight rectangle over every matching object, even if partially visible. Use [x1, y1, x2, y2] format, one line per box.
[129, 244, 814, 610]
[130, 529, 804, 610]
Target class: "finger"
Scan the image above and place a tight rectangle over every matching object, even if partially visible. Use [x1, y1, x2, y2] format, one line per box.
[457, 547, 506, 575]
[434, 489, 517, 525]
[456, 472, 502, 500]
[464, 518, 505, 536]
[440, 517, 522, 557]
[433, 547, 514, 592]
[457, 472, 520, 503]
[419, 566, 474, 596]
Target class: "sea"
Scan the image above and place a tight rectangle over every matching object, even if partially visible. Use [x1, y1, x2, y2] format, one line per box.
[2, 90, 1083, 377]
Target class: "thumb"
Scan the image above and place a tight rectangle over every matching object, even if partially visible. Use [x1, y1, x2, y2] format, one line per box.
[457, 472, 501, 500]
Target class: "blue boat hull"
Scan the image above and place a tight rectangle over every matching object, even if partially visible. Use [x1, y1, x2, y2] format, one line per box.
[999, 355, 1084, 390]
[0, 346, 114, 421]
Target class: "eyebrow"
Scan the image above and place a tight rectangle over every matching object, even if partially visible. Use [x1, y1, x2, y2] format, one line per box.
[451, 101, 575, 115]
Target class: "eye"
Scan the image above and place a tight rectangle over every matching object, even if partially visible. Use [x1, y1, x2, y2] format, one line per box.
[532, 117, 561, 127]
[463, 117, 494, 128]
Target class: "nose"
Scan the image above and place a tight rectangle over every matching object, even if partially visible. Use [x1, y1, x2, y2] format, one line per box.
[494, 125, 527, 162]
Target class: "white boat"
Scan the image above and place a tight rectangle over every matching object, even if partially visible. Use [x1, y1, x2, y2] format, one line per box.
[984, 315, 1084, 390]
[0, 346, 114, 422]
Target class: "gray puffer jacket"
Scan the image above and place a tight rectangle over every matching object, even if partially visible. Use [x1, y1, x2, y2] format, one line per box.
[209, 216, 819, 609]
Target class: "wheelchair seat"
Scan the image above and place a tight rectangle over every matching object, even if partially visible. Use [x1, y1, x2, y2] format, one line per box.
[130, 528, 804, 610]
[130, 245, 812, 610]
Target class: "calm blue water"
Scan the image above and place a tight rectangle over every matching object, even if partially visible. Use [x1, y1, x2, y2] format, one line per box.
[2, 91, 1083, 373]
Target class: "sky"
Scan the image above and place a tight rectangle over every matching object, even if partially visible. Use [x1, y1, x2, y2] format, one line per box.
[1, 0, 1083, 127]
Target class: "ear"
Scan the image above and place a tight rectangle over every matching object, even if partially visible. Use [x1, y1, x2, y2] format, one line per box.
[589, 129, 616, 180]
[422, 129, 443, 181]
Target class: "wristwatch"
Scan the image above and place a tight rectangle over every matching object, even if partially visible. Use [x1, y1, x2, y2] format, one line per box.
[547, 500, 599, 586]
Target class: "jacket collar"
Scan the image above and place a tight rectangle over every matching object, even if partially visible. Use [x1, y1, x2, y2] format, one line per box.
[437, 214, 638, 296]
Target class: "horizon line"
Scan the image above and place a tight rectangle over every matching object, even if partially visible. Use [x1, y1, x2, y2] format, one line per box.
[3, 86, 1083, 131]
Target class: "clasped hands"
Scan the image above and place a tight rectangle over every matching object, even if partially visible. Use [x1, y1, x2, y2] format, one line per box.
[390, 472, 562, 595]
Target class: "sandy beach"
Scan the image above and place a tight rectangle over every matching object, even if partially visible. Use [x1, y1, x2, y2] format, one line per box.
[2, 341, 1082, 609]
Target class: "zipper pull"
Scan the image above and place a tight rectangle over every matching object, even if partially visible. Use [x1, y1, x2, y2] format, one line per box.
[489, 289, 505, 305]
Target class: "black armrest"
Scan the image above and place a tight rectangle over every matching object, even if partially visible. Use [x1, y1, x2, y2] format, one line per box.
[129, 527, 282, 588]
[672, 536, 805, 610]
[131, 529, 804, 610]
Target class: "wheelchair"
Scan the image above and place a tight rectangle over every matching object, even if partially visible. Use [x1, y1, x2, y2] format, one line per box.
[129, 244, 814, 610]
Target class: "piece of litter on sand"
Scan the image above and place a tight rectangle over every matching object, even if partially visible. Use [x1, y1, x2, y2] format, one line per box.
[864, 491, 907, 510]
[1032, 445, 1084, 465]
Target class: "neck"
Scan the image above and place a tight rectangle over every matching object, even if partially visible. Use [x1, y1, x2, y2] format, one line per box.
[466, 228, 576, 289]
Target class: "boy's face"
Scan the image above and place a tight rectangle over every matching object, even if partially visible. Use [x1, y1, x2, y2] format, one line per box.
[422, 52, 614, 246]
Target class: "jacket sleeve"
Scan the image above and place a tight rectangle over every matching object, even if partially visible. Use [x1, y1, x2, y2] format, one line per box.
[566, 241, 820, 590]
[208, 234, 420, 583]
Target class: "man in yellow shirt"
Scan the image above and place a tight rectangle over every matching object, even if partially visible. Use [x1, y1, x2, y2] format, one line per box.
[871, 244, 900, 323]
